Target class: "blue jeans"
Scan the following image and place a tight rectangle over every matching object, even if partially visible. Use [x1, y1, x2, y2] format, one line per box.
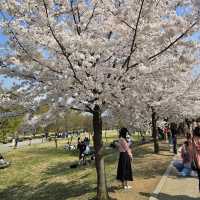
[173, 160, 191, 176]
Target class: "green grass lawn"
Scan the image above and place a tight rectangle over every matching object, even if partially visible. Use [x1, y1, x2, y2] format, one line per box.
[0, 133, 172, 200]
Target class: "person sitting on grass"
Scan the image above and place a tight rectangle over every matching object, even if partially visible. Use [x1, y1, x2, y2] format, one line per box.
[173, 141, 192, 176]
[0, 154, 9, 166]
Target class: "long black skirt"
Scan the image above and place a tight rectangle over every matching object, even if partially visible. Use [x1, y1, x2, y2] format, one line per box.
[117, 152, 133, 181]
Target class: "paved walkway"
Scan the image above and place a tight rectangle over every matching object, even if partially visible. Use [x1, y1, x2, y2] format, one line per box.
[150, 151, 200, 200]
[0, 138, 45, 153]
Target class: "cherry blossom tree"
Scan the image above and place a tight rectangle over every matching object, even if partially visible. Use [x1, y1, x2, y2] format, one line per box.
[110, 51, 199, 152]
[0, 0, 200, 199]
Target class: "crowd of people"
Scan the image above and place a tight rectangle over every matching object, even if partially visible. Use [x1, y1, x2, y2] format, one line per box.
[1, 122, 200, 193]
[12, 124, 199, 192]
[153, 120, 200, 192]
[114, 124, 200, 192]
[158, 122, 178, 154]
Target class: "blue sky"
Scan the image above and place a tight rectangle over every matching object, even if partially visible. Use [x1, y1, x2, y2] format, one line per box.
[0, 29, 20, 89]
[0, 31, 7, 45]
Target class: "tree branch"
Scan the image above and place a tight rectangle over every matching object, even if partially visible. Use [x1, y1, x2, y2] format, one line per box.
[1, 10, 63, 75]
[84, 2, 98, 31]
[148, 21, 197, 61]
[77, 2, 81, 23]
[128, 21, 198, 71]
[121, 20, 136, 31]
[42, 0, 85, 87]
[69, 103, 94, 113]
[0, 61, 45, 84]
[122, 0, 145, 71]
[70, 106, 91, 113]
[103, 54, 113, 63]
[70, 0, 81, 35]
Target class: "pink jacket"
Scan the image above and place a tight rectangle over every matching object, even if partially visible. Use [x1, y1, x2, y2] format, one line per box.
[117, 138, 133, 158]
[193, 137, 200, 169]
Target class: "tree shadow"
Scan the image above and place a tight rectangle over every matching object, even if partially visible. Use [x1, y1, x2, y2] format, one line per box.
[133, 159, 171, 179]
[0, 179, 94, 200]
[140, 192, 200, 200]
[108, 185, 123, 193]
[41, 159, 95, 179]
[158, 153, 173, 157]
[133, 145, 155, 158]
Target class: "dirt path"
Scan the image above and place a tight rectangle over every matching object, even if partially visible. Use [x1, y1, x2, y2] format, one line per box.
[0, 138, 46, 153]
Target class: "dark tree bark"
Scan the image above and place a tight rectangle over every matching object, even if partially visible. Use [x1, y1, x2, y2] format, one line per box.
[151, 107, 159, 154]
[93, 105, 109, 200]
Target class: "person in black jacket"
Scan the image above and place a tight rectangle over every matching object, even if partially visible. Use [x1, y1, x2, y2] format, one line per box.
[77, 138, 86, 164]
[171, 123, 178, 154]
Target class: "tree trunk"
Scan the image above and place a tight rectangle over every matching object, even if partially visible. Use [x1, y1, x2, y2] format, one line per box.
[93, 105, 109, 200]
[152, 107, 159, 154]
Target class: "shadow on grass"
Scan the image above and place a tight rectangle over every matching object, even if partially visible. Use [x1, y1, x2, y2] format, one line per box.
[140, 192, 200, 200]
[134, 158, 172, 179]
[40, 147, 116, 180]
[42, 160, 95, 178]
[0, 179, 94, 200]
[158, 153, 173, 157]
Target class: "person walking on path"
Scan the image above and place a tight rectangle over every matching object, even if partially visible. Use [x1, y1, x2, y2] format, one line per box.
[163, 125, 169, 143]
[116, 127, 133, 189]
[45, 131, 49, 141]
[14, 136, 19, 148]
[192, 126, 200, 192]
